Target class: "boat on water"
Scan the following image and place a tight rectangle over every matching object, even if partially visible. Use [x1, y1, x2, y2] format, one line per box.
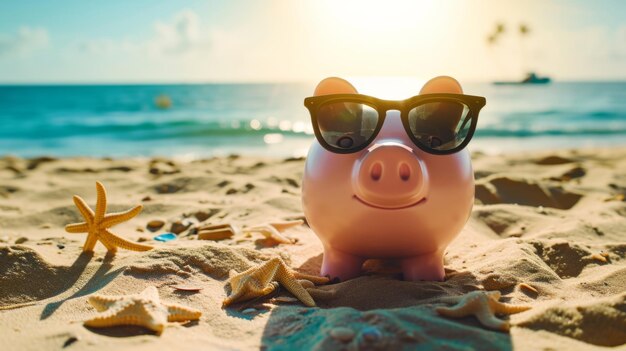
[494, 72, 551, 85]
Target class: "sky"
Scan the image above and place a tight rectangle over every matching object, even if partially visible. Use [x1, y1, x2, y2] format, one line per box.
[0, 0, 624, 83]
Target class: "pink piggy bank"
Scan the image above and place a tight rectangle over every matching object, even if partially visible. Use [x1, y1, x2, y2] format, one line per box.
[302, 76, 486, 282]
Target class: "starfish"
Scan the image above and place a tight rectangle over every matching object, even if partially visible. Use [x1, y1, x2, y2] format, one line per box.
[84, 286, 201, 334]
[243, 219, 304, 244]
[65, 181, 153, 253]
[435, 291, 531, 331]
[223, 257, 329, 307]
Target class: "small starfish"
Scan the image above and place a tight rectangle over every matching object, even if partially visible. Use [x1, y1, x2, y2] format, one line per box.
[65, 181, 153, 253]
[244, 220, 304, 244]
[84, 286, 201, 334]
[435, 291, 531, 331]
[223, 257, 329, 307]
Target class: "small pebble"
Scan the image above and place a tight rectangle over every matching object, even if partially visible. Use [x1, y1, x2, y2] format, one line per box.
[361, 326, 382, 342]
[146, 220, 165, 232]
[154, 233, 177, 242]
[171, 219, 195, 234]
[194, 210, 218, 222]
[57, 244, 65, 249]
[330, 327, 355, 343]
[63, 336, 78, 348]
[141, 196, 152, 201]
[273, 296, 298, 303]
[15, 237, 28, 244]
[137, 237, 150, 242]
[39, 223, 52, 229]
[399, 330, 420, 342]
[136, 226, 145, 233]
[176, 271, 191, 278]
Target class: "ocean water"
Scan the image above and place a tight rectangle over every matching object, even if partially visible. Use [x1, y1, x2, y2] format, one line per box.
[0, 82, 625, 158]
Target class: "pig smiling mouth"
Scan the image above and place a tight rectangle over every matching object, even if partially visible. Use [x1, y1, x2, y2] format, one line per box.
[352, 195, 427, 210]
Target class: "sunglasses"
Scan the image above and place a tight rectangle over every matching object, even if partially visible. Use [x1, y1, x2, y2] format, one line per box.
[304, 93, 486, 155]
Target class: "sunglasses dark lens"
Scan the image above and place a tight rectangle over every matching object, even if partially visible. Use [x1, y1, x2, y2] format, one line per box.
[407, 101, 471, 152]
[316, 102, 379, 151]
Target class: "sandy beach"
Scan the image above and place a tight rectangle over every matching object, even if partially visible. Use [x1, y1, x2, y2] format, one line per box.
[0, 148, 625, 350]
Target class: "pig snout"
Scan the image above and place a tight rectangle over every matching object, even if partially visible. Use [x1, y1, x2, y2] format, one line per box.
[352, 142, 428, 209]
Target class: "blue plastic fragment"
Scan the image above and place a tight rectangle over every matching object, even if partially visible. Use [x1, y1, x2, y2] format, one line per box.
[154, 232, 177, 242]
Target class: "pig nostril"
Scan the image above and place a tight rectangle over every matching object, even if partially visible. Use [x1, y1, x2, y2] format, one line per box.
[399, 163, 411, 181]
[370, 162, 383, 181]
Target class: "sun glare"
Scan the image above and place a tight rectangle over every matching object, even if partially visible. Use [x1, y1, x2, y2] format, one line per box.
[322, 0, 439, 31]
[301, 0, 456, 79]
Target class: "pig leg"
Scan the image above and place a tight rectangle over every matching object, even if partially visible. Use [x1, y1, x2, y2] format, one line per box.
[321, 247, 365, 282]
[401, 251, 445, 281]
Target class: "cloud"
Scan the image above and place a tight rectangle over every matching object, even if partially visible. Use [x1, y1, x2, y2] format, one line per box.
[0, 27, 49, 57]
[151, 9, 209, 54]
[78, 9, 210, 56]
[77, 38, 139, 55]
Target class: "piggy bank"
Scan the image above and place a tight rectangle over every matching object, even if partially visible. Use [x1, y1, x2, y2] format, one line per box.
[302, 76, 486, 282]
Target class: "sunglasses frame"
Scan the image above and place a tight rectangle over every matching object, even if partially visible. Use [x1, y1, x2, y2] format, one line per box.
[304, 93, 486, 155]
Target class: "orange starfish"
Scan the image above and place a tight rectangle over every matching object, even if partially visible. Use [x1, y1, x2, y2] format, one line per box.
[244, 220, 304, 244]
[223, 257, 328, 307]
[65, 182, 153, 254]
[436, 291, 531, 331]
[85, 286, 201, 334]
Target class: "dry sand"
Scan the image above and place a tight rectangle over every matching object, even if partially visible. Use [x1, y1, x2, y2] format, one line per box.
[0, 149, 624, 350]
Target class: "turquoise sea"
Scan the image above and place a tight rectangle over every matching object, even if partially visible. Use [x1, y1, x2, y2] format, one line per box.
[0, 82, 625, 158]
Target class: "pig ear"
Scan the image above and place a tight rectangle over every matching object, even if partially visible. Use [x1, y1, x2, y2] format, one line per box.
[314, 77, 358, 96]
[420, 76, 463, 94]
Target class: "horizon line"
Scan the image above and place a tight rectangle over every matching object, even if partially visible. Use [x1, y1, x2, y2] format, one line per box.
[1, 78, 626, 86]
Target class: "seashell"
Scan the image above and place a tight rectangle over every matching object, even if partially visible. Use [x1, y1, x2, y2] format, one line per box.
[330, 327, 355, 342]
[519, 283, 538, 294]
[588, 253, 608, 263]
[269, 220, 304, 231]
[198, 223, 239, 232]
[173, 284, 203, 292]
